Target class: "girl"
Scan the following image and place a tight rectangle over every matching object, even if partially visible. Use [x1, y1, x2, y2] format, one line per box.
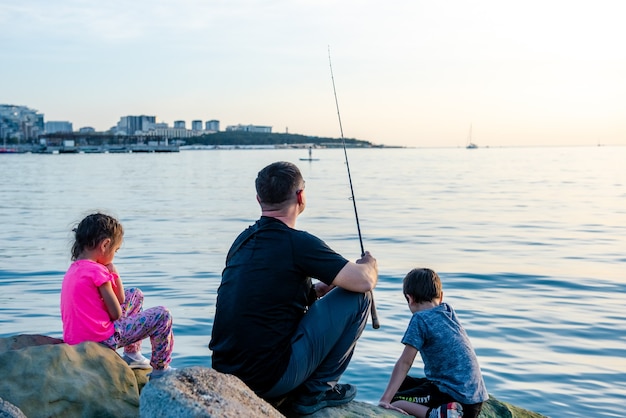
[60, 213, 175, 379]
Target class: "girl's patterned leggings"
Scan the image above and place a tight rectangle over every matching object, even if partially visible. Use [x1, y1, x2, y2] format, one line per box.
[101, 287, 174, 370]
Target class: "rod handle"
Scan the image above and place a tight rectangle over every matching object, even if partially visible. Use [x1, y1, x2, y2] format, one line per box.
[370, 291, 380, 329]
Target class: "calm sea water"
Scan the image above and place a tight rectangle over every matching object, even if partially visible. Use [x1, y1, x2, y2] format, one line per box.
[1, 147, 624, 418]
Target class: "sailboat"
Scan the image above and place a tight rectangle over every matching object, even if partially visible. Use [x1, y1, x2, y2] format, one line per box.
[466, 124, 478, 149]
[299, 146, 319, 161]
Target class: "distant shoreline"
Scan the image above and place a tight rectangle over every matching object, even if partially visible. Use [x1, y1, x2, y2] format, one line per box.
[1, 131, 406, 154]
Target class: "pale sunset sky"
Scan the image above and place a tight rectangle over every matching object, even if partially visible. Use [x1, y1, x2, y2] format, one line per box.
[1, 1, 624, 147]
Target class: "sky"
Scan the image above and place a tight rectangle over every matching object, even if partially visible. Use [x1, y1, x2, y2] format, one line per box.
[1, 0, 625, 148]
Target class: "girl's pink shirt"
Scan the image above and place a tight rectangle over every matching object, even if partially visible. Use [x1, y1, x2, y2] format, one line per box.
[60, 259, 119, 345]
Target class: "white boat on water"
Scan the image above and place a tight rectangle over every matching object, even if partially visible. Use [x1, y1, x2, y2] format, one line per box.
[466, 124, 478, 149]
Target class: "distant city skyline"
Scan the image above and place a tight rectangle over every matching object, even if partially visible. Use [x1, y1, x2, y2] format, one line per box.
[2, 1, 625, 147]
[48, 114, 225, 134]
[1, 104, 280, 144]
[41, 112, 224, 134]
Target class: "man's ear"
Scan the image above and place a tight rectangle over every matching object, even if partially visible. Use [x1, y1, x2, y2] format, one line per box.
[296, 190, 303, 205]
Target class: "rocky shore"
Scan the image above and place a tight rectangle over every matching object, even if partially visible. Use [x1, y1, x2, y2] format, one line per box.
[0, 335, 545, 418]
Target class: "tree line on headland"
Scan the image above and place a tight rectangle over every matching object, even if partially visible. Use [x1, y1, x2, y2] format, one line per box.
[33, 131, 377, 148]
[186, 131, 375, 147]
[3, 130, 383, 153]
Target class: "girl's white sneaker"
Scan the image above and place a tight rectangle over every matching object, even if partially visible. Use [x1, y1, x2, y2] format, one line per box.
[148, 366, 177, 380]
[122, 352, 152, 370]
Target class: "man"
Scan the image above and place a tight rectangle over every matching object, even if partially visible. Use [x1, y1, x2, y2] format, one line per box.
[210, 161, 378, 415]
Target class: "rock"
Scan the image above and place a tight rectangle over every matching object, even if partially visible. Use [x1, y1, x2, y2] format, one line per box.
[140, 366, 284, 418]
[0, 335, 546, 418]
[283, 400, 406, 418]
[479, 395, 546, 418]
[141, 366, 546, 418]
[0, 334, 63, 351]
[0, 336, 141, 418]
[140, 366, 405, 417]
[0, 397, 27, 418]
[278, 394, 547, 418]
[274, 394, 546, 418]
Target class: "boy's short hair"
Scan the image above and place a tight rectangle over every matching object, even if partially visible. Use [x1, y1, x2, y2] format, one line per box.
[403, 268, 442, 303]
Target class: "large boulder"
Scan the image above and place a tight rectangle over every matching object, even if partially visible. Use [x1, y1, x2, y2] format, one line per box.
[140, 366, 546, 418]
[140, 366, 284, 418]
[0, 334, 63, 351]
[283, 396, 547, 418]
[479, 396, 546, 418]
[0, 337, 144, 418]
[283, 400, 406, 418]
[0, 335, 545, 418]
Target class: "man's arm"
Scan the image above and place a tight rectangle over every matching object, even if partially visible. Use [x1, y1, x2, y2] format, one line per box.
[331, 251, 378, 293]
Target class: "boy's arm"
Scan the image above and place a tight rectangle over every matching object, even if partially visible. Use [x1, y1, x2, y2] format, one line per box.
[98, 281, 123, 321]
[379, 344, 418, 408]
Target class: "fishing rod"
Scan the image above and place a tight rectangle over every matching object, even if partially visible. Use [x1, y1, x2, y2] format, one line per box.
[328, 46, 380, 329]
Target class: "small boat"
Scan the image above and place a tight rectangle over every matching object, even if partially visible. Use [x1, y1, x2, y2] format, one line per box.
[466, 124, 478, 149]
[299, 147, 319, 161]
[0, 139, 18, 153]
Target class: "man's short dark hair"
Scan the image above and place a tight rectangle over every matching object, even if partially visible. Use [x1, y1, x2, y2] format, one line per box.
[256, 161, 303, 205]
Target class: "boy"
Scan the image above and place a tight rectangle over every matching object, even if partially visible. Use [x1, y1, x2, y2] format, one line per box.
[378, 268, 488, 418]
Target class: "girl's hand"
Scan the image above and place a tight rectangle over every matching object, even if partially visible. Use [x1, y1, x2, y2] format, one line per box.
[378, 402, 409, 415]
[105, 263, 125, 304]
[105, 263, 119, 275]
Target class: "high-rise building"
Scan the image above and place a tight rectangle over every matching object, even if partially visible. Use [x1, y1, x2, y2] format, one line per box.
[191, 120, 203, 131]
[225, 124, 271, 133]
[45, 121, 73, 134]
[174, 120, 186, 129]
[0, 104, 44, 141]
[116, 115, 156, 135]
[205, 120, 220, 132]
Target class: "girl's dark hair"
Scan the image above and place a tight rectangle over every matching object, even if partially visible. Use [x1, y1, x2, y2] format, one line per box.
[255, 161, 303, 206]
[71, 213, 124, 261]
[402, 268, 442, 303]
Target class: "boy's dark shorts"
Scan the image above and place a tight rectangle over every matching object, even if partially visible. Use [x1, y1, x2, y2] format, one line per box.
[391, 376, 484, 418]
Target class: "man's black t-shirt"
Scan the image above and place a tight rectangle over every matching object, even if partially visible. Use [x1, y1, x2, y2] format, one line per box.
[209, 216, 349, 394]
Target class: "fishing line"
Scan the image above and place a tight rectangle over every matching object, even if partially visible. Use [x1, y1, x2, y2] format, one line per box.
[328, 46, 380, 329]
